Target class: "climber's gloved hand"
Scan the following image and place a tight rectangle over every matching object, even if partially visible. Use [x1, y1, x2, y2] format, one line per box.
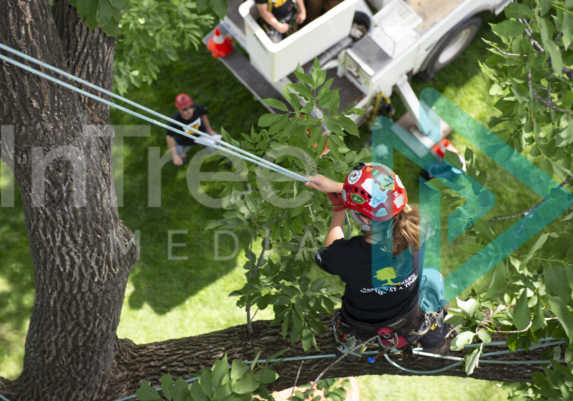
[327, 193, 346, 212]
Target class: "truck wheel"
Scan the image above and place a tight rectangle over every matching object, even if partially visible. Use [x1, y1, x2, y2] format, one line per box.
[417, 16, 481, 82]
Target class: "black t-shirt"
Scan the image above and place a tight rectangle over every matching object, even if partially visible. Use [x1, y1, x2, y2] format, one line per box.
[255, 0, 294, 21]
[165, 105, 208, 147]
[315, 236, 422, 324]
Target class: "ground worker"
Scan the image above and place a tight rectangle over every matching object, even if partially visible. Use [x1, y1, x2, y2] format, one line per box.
[256, 0, 306, 44]
[166, 93, 221, 166]
[305, 163, 453, 360]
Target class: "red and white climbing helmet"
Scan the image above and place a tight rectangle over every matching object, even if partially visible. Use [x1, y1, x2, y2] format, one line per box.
[175, 93, 194, 110]
[341, 163, 408, 223]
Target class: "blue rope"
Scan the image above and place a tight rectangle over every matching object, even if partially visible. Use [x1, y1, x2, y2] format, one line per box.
[0, 394, 10, 401]
[0, 43, 310, 183]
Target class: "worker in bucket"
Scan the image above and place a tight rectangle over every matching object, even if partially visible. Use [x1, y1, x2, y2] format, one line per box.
[166, 93, 221, 166]
[305, 163, 454, 361]
[256, 0, 306, 44]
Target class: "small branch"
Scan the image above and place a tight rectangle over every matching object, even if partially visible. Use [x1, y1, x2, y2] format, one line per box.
[548, 78, 554, 126]
[494, 321, 532, 334]
[289, 361, 305, 400]
[253, 229, 272, 279]
[489, 175, 573, 222]
[527, 69, 570, 114]
[496, 48, 529, 57]
[247, 238, 254, 335]
[301, 336, 379, 400]
[244, 198, 264, 239]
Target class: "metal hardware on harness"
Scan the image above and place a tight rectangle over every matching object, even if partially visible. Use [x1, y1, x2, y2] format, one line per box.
[410, 315, 432, 336]
[368, 329, 398, 364]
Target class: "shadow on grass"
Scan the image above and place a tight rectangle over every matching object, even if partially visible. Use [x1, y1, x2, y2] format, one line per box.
[110, 47, 269, 315]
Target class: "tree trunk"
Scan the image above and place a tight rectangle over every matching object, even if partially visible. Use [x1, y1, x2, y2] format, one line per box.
[0, 1, 137, 400]
[106, 314, 543, 400]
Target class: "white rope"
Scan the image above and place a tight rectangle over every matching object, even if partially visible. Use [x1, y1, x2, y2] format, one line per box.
[0, 43, 310, 183]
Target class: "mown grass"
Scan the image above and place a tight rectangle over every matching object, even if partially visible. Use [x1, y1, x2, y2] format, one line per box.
[3, 8, 569, 400]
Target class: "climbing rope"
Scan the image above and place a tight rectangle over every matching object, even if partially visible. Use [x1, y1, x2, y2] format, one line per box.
[0, 43, 310, 183]
[112, 337, 565, 401]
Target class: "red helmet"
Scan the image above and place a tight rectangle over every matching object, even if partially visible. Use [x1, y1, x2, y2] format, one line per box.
[175, 93, 194, 110]
[341, 163, 408, 222]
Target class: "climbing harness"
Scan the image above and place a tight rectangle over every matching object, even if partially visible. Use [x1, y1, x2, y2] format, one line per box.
[331, 304, 446, 364]
[0, 43, 309, 184]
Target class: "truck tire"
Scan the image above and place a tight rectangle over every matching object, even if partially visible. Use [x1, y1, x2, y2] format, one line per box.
[417, 16, 481, 82]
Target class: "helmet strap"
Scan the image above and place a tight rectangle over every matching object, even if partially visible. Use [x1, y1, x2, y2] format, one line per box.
[350, 210, 371, 232]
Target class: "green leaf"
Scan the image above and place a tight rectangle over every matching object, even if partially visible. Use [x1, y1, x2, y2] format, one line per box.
[259, 113, 285, 127]
[548, 297, 573, 343]
[197, 0, 209, 12]
[317, 78, 334, 99]
[301, 326, 314, 352]
[161, 373, 176, 400]
[254, 368, 279, 384]
[457, 297, 479, 317]
[513, 290, 531, 331]
[233, 375, 259, 394]
[199, 371, 213, 397]
[563, 11, 573, 49]
[486, 262, 507, 298]
[504, 3, 532, 19]
[491, 20, 526, 39]
[477, 329, 491, 344]
[190, 382, 208, 401]
[261, 98, 289, 112]
[310, 279, 326, 292]
[214, 380, 232, 400]
[557, 123, 573, 147]
[450, 331, 475, 351]
[109, 0, 127, 8]
[539, 0, 554, 16]
[294, 71, 315, 88]
[336, 116, 359, 137]
[464, 347, 482, 376]
[532, 296, 547, 332]
[286, 83, 313, 99]
[136, 382, 162, 401]
[327, 90, 340, 114]
[173, 378, 190, 401]
[212, 354, 229, 387]
[317, 134, 328, 156]
[210, 0, 228, 19]
[231, 359, 248, 380]
[545, 265, 572, 305]
[97, 0, 113, 24]
[530, 233, 549, 255]
[308, 318, 326, 335]
[77, 0, 99, 18]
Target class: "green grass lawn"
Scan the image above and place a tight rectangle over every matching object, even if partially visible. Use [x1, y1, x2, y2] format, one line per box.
[3, 9, 569, 401]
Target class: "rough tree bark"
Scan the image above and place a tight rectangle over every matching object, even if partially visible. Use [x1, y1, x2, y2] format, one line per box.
[0, 0, 137, 400]
[0, 1, 549, 401]
[106, 314, 545, 400]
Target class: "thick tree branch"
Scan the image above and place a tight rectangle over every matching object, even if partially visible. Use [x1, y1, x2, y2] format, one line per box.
[104, 314, 548, 400]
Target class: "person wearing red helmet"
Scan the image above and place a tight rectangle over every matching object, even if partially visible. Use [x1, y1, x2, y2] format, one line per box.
[305, 163, 453, 360]
[166, 93, 220, 165]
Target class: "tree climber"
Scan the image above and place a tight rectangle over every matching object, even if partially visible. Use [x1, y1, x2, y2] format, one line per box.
[305, 163, 454, 361]
[166, 93, 221, 166]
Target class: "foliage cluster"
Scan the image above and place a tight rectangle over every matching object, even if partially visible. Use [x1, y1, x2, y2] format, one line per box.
[438, 0, 573, 395]
[136, 349, 285, 401]
[114, 0, 214, 94]
[206, 60, 369, 352]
